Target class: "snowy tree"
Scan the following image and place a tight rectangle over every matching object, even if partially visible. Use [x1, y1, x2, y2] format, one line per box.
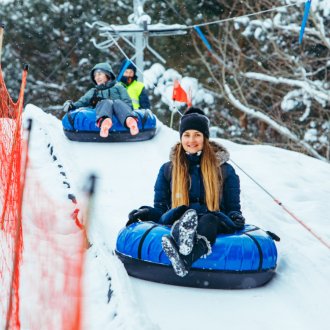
[187, 0, 330, 160]
[1, 0, 329, 161]
[0, 0, 129, 112]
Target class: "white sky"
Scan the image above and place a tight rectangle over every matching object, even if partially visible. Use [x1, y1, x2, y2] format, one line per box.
[5, 104, 328, 330]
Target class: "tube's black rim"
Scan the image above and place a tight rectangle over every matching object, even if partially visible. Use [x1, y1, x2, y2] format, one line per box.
[116, 251, 276, 289]
[64, 128, 156, 142]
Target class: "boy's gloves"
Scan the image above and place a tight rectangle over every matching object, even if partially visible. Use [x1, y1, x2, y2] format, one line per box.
[90, 95, 103, 107]
[63, 100, 75, 112]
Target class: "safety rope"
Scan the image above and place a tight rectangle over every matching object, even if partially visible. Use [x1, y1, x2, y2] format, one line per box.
[230, 158, 330, 251]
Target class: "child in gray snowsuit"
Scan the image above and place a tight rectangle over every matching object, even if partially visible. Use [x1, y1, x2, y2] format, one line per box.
[63, 62, 139, 137]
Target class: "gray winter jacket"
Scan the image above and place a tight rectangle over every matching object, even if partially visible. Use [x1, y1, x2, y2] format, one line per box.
[73, 62, 133, 109]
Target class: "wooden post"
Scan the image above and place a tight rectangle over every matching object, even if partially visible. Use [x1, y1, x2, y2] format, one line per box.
[0, 23, 4, 64]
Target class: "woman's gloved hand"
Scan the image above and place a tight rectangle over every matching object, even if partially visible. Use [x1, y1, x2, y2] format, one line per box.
[126, 208, 150, 226]
[126, 206, 162, 227]
[229, 212, 245, 229]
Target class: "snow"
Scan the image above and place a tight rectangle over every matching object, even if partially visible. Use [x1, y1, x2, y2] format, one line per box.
[11, 104, 330, 330]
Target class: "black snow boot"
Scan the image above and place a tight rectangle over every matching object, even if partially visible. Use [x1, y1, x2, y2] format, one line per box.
[181, 235, 212, 271]
[162, 235, 188, 277]
[170, 209, 198, 256]
[162, 234, 212, 277]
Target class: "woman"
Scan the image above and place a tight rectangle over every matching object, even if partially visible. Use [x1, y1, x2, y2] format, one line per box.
[127, 108, 245, 277]
[63, 62, 139, 138]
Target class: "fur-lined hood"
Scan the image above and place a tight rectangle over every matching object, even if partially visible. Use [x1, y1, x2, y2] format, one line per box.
[169, 140, 230, 165]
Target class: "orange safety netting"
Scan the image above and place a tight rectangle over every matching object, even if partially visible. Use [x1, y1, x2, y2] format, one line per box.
[0, 64, 27, 330]
[20, 173, 85, 330]
[1, 62, 85, 329]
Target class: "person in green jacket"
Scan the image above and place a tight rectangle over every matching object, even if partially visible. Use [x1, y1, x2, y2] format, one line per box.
[119, 61, 151, 110]
[63, 62, 139, 138]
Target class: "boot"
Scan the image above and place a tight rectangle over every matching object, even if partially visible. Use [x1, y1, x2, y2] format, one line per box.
[162, 234, 211, 277]
[99, 118, 112, 138]
[181, 235, 212, 271]
[126, 117, 139, 136]
[162, 235, 188, 277]
[171, 209, 198, 256]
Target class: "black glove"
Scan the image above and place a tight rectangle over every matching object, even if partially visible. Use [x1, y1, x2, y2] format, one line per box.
[230, 213, 245, 229]
[90, 95, 103, 107]
[126, 208, 150, 226]
[63, 100, 75, 112]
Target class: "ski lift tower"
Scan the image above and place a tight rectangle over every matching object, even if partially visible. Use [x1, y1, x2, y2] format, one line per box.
[87, 0, 187, 81]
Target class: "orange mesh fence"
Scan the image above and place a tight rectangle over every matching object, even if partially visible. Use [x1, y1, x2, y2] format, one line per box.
[20, 173, 85, 330]
[0, 65, 27, 330]
[1, 61, 85, 329]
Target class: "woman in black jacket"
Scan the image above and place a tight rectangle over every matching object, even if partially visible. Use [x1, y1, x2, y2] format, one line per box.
[128, 108, 245, 277]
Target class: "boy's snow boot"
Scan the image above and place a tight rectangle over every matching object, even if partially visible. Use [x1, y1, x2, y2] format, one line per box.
[161, 235, 188, 277]
[126, 117, 139, 136]
[99, 118, 112, 138]
[171, 209, 198, 256]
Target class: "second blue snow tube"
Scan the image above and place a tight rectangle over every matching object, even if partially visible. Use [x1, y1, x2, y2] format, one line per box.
[62, 108, 157, 142]
[116, 222, 278, 289]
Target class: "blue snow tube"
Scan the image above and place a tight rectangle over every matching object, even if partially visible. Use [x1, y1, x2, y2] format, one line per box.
[116, 222, 278, 289]
[62, 108, 157, 142]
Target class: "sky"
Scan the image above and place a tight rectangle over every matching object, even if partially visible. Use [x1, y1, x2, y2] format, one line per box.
[11, 103, 330, 330]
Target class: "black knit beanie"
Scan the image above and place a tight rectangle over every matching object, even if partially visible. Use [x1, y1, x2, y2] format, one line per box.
[179, 107, 210, 138]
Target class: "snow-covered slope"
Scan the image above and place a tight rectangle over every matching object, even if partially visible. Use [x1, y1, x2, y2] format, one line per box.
[23, 104, 330, 330]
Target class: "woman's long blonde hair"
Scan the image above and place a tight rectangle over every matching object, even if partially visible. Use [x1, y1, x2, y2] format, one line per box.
[171, 139, 222, 211]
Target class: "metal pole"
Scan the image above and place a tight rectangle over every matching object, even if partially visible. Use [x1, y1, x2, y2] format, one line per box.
[0, 23, 4, 64]
[133, 0, 145, 82]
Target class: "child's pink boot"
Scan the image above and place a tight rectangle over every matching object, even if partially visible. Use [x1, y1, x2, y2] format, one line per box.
[99, 118, 112, 138]
[126, 117, 139, 136]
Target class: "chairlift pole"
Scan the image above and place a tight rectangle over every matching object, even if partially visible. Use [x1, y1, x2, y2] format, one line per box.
[89, 3, 187, 81]
[133, 0, 145, 81]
